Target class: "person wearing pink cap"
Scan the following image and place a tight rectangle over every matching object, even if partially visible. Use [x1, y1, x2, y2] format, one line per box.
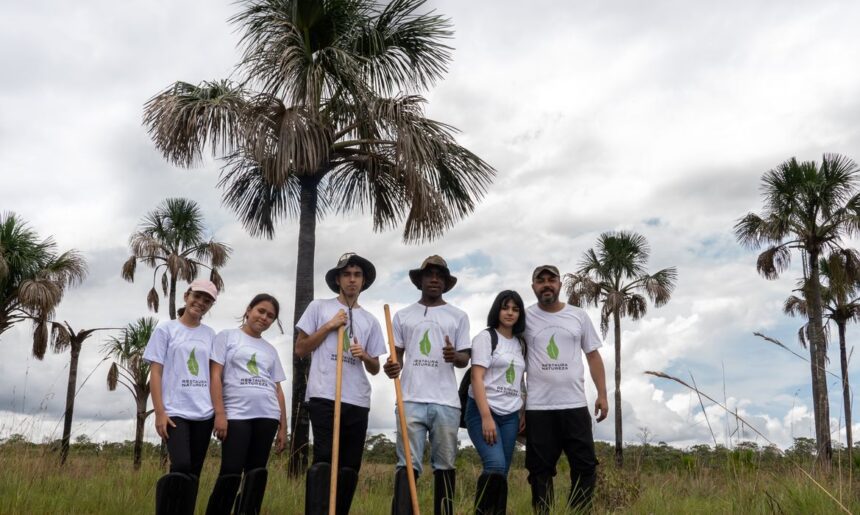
[144, 279, 219, 515]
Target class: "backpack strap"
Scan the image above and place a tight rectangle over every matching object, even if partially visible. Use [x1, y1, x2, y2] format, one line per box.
[487, 327, 498, 355]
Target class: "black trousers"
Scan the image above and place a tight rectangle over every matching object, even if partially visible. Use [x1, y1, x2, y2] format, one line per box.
[219, 418, 280, 475]
[307, 397, 369, 472]
[525, 408, 597, 494]
[167, 417, 214, 477]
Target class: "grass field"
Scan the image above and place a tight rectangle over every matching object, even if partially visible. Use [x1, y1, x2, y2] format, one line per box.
[1, 441, 858, 514]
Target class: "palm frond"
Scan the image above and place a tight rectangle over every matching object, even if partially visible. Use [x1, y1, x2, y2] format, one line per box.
[32, 319, 48, 360]
[50, 322, 71, 353]
[146, 288, 159, 313]
[210, 268, 225, 292]
[626, 294, 648, 320]
[121, 256, 136, 282]
[107, 362, 119, 391]
[643, 267, 678, 306]
[756, 245, 791, 280]
[784, 295, 808, 317]
[161, 271, 169, 296]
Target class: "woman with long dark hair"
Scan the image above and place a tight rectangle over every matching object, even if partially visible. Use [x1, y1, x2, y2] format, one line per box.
[465, 290, 527, 514]
[205, 294, 287, 515]
[144, 279, 219, 514]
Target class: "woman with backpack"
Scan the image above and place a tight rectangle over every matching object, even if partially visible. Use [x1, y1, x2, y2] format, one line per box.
[465, 290, 527, 514]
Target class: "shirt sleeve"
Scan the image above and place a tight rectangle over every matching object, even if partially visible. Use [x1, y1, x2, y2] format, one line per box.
[365, 317, 387, 358]
[579, 311, 602, 353]
[454, 310, 471, 351]
[295, 300, 320, 336]
[270, 344, 287, 383]
[392, 311, 405, 349]
[142, 322, 170, 365]
[470, 330, 492, 368]
[210, 330, 229, 365]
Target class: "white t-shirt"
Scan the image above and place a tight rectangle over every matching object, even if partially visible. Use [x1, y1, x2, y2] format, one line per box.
[211, 328, 286, 421]
[524, 304, 602, 410]
[296, 298, 386, 408]
[393, 302, 471, 408]
[468, 329, 526, 415]
[143, 319, 216, 420]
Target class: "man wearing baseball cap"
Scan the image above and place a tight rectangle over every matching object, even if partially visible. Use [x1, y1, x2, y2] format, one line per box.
[295, 252, 387, 514]
[383, 255, 471, 515]
[524, 265, 608, 513]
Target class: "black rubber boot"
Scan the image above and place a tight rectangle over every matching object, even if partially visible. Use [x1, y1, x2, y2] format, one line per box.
[336, 467, 359, 515]
[155, 472, 195, 515]
[205, 474, 242, 515]
[475, 473, 507, 515]
[306, 463, 331, 515]
[497, 475, 508, 514]
[567, 470, 596, 513]
[530, 474, 554, 515]
[391, 467, 419, 515]
[235, 468, 268, 515]
[433, 469, 455, 515]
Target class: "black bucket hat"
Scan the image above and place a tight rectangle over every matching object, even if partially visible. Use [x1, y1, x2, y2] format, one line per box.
[325, 252, 376, 293]
[408, 255, 457, 293]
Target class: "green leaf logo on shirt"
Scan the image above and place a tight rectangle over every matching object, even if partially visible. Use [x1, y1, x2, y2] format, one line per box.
[247, 353, 260, 376]
[505, 361, 516, 384]
[547, 335, 559, 360]
[187, 348, 199, 376]
[419, 330, 431, 356]
[342, 328, 351, 353]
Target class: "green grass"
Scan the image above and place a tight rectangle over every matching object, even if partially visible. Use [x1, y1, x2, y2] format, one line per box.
[1, 445, 859, 514]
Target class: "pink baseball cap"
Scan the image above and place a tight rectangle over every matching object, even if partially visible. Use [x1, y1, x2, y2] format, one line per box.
[189, 279, 219, 301]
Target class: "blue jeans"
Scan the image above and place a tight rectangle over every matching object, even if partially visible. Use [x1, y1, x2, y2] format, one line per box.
[465, 397, 520, 475]
[395, 401, 460, 475]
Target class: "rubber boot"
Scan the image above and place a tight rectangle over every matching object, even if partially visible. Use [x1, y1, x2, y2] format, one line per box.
[497, 475, 508, 514]
[567, 470, 596, 513]
[185, 474, 200, 515]
[306, 463, 331, 515]
[155, 472, 194, 515]
[433, 469, 456, 515]
[475, 473, 491, 514]
[336, 467, 359, 515]
[475, 473, 507, 515]
[235, 468, 268, 515]
[530, 475, 554, 515]
[205, 474, 242, 515]
[391, 467, 419, 515]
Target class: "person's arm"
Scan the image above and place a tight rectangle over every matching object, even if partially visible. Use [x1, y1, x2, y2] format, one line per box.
[471, 366, 497, 445]
[383, 348, 405, 378]
[350, 339, 380, 375]
[274, 382, 287, 453]
[295, 309, 347, 358]
[585, 349, 608, 422]
[210, 362, 228, 440]
[149, 363, 175, 439]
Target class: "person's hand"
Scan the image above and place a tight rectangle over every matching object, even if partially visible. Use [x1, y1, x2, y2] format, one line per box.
[482, 415, 497, 445]
[213, 413, 228, 441]
[275, 427, 287, 454]
[442, 336, 456, 363]
[326, 309, 348, 331]
[595, 396, 609, 422]
[383, 358, 401, 379]
[155, 410, 176, 440]
[350, 339, 369, 361]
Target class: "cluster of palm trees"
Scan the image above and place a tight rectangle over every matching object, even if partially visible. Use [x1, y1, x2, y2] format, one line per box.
[736, 153, 860, 469]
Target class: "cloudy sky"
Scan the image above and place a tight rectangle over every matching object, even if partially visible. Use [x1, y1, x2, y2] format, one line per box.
[3, 0, 860, 451]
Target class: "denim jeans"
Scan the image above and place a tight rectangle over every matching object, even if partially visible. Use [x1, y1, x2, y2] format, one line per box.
[395, 401, 460, 475]
[465, 397, 520, 475]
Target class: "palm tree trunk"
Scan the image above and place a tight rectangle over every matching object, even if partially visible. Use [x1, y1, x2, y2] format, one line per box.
[134, 393, 147, 470]
[806, 252, 833, 468]
[168, 274, 177, 320]
[288, 175, 320, 477]
[613, 309, 623, 468]
[838, 320, 853, 462]
[60, 342, 82, 465]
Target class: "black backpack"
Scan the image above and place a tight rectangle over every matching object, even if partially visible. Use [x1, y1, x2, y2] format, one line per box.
[458, 328, 526, 428]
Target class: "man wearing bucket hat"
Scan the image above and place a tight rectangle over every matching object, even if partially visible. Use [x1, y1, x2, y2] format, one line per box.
[524, 265, 608, 514]
[295, 252, 387, 514]
[383, 255, 471, 515]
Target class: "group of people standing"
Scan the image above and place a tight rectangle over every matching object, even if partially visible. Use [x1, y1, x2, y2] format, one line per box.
[144, 253, 608, 515]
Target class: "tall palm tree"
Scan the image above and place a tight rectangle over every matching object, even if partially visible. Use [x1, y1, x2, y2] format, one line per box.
[32, 321, 119, 465]
[564, 231, 676, 468]
[104, 318, 156, 470]
[783, 249, 860, 462]
[142, 0, 494, 474]
[735, 153, 860, 468]
[0, 212, 86, 338]
[122, 198, 231, 319]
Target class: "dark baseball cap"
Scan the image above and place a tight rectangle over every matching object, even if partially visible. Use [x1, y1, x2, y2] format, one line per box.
[532, 265, 560, 282]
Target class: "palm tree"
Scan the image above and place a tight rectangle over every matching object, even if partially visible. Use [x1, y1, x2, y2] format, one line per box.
[142, 0, 494, 474]
[735, 153, 860, 468]
[564, 231, 676, 468]
[784, 249, 860, 462]
[32, 321, 119, 465]
[0, 212, 86, 338]
[122, 198, 231, 319]
[104, 317, 157, 469]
